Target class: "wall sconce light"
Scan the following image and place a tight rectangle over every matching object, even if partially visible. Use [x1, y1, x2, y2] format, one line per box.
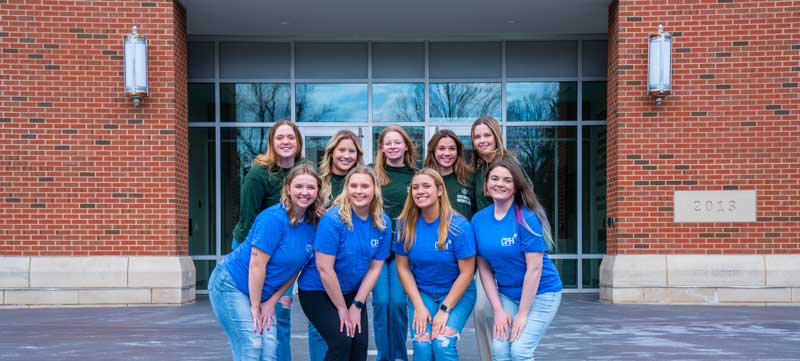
[124, 26, 148, 107]
[648, 24, 672, 105]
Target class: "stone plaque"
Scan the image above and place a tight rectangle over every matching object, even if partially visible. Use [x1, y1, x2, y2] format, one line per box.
[674, 190, 757, 223]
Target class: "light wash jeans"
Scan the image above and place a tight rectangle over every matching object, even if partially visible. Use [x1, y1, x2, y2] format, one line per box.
[209, 263, 279, 361]
[231, 239, 293, 361]
[372, 258, 409, 361]
[491, 291, 562, 361]
[409, 281, 477, 361]
[307, 321, 326, 361]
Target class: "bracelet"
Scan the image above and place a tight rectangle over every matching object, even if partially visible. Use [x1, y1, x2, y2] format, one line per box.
[351, 300, 365, 309]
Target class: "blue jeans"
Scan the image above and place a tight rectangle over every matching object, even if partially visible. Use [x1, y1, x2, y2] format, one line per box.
[409, 281, 477, 361]
[307, 321, 326, 361]
[232, 239, 293, 361]
[372, 258, 409, 361]
[491, 291, 562, 361]
[209, 263, 278, 361]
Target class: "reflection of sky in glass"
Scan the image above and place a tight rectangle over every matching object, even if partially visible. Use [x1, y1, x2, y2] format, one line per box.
[372, 126, 425, 161]
[373, 83, 424, 122]
[507, 82, 577, 121]
[222, 84, 290, 122]
[429, 83, 500, 122]
[296, 84, 368, 122]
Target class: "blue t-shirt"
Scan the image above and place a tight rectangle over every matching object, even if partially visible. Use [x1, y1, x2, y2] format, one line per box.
[392, 214, 476, 295]
[472, 205, 562, 300]
[225, 204, 316, 302]
[298, 206, 392, 294]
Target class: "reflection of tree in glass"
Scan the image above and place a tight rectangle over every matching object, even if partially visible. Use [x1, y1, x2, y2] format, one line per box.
[389, 85, 424, 121]
[236, 128, 269, 178]
[233, 84, 290, 122]
[430, 83, 500, 119]
[507, 88, 560, 121]
[512, 127, 554, 178]
[295, 84, 335, 121]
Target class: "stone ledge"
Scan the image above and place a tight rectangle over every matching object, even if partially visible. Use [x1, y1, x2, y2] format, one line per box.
[30, 257, 128, 288]
[0, 257, 29, 288]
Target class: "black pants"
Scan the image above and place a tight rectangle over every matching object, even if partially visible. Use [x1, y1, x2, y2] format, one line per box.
[299, 289, 369, 361]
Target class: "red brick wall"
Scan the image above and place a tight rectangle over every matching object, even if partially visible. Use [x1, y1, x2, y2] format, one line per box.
[607, 0, 800, 254]
[0, 0, 188, 256]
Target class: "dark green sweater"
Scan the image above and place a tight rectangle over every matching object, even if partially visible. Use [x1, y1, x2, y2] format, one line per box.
[443, 172, 475, 220]
[328, 173, 346, 205]
[381, 164, 416, 224]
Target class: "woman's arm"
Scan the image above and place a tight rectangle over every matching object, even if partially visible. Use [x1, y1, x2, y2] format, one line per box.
[395, 255, 429, 337]
[350, 259, 386, 335]
[248, 246, 270, 334]
[510, 252, 543, 341]
[431, 256, 476, 338]
[315, 252, 353, 336]
[477, 255, 512, 341]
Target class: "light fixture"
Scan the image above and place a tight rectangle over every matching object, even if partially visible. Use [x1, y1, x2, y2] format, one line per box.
[124, 26, 148, 107]
[648, 24, 672, 105]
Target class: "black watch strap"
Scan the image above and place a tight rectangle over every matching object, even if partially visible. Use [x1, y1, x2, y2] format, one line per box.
[439, 303, 449, 313]
[352, 300, 365, 309]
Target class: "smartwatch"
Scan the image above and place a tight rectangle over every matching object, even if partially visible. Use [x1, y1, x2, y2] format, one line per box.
[352, 300, 365, 309]
[439, 303, 449, 313]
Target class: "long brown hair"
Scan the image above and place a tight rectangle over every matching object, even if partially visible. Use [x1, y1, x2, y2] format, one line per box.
[374, 125, 418, 186]
[485, 159, 554, 250]
[397, 169, 460, 252]
[280, 163, 325, 226]
[254, 120, 303, 168]
[470, 115, 509, 168]
[424, 129, 471, 187]
[332, 165, 386, 231]
[319, 130, 364, 202]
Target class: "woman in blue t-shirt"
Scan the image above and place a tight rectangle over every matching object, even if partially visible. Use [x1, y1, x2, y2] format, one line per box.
[209, 163, 325, 361]
[471, 159, 563, 361]
[394, 168, 477, 361]
[298, 165, 392, 361]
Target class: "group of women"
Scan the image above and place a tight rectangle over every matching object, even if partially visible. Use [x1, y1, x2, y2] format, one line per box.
[208, 116, 563, 361]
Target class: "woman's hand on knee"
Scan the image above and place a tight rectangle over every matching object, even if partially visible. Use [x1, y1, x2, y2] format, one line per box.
[413, 306, 432, 338]
[493, 308, 512, 341]
[510, 311, 528, 342]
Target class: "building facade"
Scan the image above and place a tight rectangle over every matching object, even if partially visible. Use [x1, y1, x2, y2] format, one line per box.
[0, 0, 798, 306]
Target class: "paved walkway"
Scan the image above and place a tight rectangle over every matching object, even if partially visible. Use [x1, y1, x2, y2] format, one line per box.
[1, 294, 799, 360]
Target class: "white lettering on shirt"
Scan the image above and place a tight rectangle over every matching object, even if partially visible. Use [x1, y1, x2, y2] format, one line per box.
[370, 238, 380, 248]
[500, 233, 518, 247]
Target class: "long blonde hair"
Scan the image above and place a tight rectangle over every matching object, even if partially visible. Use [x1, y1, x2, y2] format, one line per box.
[280, 163, 326, 226]
[374, 125, 418, 186]
[397, 168, 458, 252]
[332, 165, 386, 231]
[424, 129, 471, 187]
[254, 120, 303, 168]
[320, 130, 364, 202]
[470, 115, 509, 169]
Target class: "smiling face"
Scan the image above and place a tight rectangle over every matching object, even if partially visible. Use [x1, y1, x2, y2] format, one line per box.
[411, 174, 442, 211]
[381, 131, 407, 165]
[434, 136, 457, 172]
[486, 166, 515, 203]
[347, 173, 375, 211]
[332, 138, 358, 175]
[472, 124, 497, 160]
[288, 174, 318, 211]
[272, 124, 298, 161]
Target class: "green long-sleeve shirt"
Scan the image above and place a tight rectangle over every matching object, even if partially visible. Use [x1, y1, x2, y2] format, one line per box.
[442, 172, 475, 220]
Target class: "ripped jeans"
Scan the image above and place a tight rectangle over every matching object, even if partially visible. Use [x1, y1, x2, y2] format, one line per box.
[409, 280, 477, 361]
[209, 263, 279, 361]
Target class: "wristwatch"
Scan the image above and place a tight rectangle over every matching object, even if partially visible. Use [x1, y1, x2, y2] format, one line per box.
[439, 303, 449, 313]
[352, 300, 365, 309]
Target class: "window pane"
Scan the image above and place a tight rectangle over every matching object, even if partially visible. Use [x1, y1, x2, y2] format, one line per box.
[583, 259, 602, 288]
[193, 259, 216, 291]
[582, 81, 607, 120]
[219, 42, 290, 79]
[296, 84, 368, 122]
[582, 40, 608, 77]
[372, 126, 425, 163]
[220, 83, 291, 122]
[583, 126, 607, 254]
[507, 127, 577, 254]
[507, 41, 578, 78]
[305, 135, 331, 165]
[188, 42, 215, 79]
[429, 83, 501, 122]
[373, 83, 424, 122]
[507, 82, 577, 121]
[429, 42, 502, 78]
[294, 42, 368, 79]
[553, 259, 577, 289]
[372, 43, 425, 79]
[221, 127, 270, 254]
[189, 83, 215, 122]
[189, 128, 216, 256]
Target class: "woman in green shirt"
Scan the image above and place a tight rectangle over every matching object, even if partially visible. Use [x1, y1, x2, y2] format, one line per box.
[372, 124, 417, 361]
[424, 129, 476, 220]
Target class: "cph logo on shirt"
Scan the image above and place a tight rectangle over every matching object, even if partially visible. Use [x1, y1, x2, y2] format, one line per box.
[370, 238, 380, 248]
[437, 238, 453, 250]
[500, 233, 518, 247]
[305, 244, 313, 253]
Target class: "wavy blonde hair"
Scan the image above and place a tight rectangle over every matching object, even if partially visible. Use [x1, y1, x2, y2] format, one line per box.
[470, 115, 509, 169]
[320, 130, 364, 202]
[397, 168, 460, 252]
[279, 163, 326, 226]
[424, 129, 471, 187]
[374, 125, 418, 186]
[254, 120, 303, 168]
[332, 165, 386, 231]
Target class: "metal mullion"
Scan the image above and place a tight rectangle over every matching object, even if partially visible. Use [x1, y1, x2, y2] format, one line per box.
[424, 41, 430, 127]
[548, 254, 579, 259]
[501, 41, 507, 123]
[576, 39, 584, 290]
[506, 77, 579, 82]
[191, 255, 219, 261]
[505, 121, 580, 127]
[428, 78, 502, 83]
[188, 122, 217, 127]
[582, 120, 607, 126]
[213, 41, 222, 262]
[293, 79, 368, 83]
[188, 78, 215, 83]
[216, 122, 275, 128]
[296, 121, 379, 128]
[372, 79, 426, 83]
[582, 254, 605, 259]
[582, 76, 608, 82]
[218, 78, 291, 83]
[290, 41, 296, 122]
[368, 42, 373, 128]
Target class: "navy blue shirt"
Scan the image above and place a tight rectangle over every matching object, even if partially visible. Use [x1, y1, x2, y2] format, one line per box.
[225, 204, 316, 302]
[298, 206, 392, 294]
[472, 205, 562, 300]
[393, 214, 475, 295]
